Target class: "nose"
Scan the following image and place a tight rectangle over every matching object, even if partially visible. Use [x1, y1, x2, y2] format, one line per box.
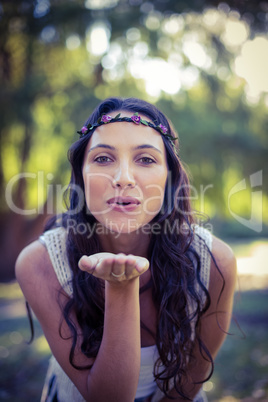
[112, 163, 136, 189]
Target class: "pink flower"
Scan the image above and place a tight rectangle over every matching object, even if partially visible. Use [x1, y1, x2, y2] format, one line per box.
[81, 126, 88, 134]
[131, 114, 141, 124]
[101, 114, 112, 123]
[158, 124, 168, 134]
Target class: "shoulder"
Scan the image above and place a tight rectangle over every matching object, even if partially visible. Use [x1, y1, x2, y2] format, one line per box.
[209, 235, 237, 304]
[15, 240, 62, 311]
[211, 236, 237, 280]
[16, 239, 52, 282]
[190, 226, 236, 287]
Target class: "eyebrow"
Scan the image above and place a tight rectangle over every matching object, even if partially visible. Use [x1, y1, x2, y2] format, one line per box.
[88, 144, 116, 153]
[134, 145, 162, 154]
[88, 144, 162, 154]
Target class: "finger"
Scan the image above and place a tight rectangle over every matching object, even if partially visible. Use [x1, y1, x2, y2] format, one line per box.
[111, 254, 126, 279]
[78, 255, 99, 272]
[95, 256, 115, 278]
[135, 257, 149, 273]
[124, 255, 138, 278]
[124, 256, 149, 279]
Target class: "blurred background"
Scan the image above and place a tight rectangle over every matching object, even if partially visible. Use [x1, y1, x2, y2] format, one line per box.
[0, 0, 267, 400]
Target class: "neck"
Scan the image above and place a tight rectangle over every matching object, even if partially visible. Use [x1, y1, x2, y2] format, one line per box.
[97, 227, 150, 259]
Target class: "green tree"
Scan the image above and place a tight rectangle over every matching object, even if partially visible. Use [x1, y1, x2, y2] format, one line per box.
[1, 0, 267, 279]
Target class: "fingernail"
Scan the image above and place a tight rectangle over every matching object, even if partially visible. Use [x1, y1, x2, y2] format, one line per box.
[136, 261, 146, 271]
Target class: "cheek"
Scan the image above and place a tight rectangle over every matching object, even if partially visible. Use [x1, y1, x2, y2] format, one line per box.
[142, 170, 167, 213]
[145, 168, 167, 192]
[83, 173, 109, 206]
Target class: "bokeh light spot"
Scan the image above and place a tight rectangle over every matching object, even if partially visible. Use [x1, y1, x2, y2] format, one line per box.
[66, 34, 81, 50]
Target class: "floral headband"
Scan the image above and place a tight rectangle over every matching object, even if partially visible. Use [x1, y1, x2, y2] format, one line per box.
[77, 112, 178, 147]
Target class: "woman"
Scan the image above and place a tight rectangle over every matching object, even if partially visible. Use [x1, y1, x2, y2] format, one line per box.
[16, 97, 236, 401]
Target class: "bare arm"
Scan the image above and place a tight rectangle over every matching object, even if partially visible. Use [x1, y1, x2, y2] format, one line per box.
[16, 242, 149, 402]
[157, 236, 237, 401]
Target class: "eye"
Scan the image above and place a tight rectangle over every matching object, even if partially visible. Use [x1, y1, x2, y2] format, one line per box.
[137, 156, 156, 164]
[94, 155, 113, 163]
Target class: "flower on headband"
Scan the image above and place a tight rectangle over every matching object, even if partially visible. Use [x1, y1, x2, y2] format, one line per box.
[77, 112, 177, 149]
[81, 126, 88, 134]
[131, 113, 141, 124]
[101, 114, 112, 123]
[158, 124, 168, 134]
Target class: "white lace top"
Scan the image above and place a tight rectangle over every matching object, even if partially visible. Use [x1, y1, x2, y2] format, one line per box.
[40, 225, 212, 402]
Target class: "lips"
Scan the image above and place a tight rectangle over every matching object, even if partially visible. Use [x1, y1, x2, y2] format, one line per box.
[107, 196, 141, 211]
[107, 197, 141, 206]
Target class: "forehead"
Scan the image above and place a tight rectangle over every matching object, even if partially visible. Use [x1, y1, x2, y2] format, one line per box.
[86, 111, 166, 151]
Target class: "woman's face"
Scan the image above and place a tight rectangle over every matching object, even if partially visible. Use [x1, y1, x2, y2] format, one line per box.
[82, 111, 168, 234]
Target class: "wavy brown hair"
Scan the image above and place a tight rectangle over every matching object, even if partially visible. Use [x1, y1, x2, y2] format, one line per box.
[46, 97, 217, 399]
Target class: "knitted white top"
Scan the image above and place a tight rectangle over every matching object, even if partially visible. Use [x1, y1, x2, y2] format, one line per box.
[40, 225, 212, 402]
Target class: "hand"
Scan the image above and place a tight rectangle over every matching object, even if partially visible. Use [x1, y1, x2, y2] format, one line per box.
[78, 252, 149, 283]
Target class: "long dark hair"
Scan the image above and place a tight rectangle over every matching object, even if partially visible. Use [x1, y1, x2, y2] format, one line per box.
[46, 97, 215, 399]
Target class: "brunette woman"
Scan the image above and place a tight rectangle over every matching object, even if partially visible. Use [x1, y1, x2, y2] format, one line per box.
[16, 97, 236, 401]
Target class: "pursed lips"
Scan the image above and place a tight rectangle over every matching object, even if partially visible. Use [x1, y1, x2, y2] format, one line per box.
[107, 196, 141, 206]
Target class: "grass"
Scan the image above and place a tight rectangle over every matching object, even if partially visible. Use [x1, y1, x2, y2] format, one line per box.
[0, 281, 268, 401]
[0, 283, 50, 402]
[207, 288, 268, 400]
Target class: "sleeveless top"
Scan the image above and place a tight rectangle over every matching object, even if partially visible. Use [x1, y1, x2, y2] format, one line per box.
[40, 226, 212, 402]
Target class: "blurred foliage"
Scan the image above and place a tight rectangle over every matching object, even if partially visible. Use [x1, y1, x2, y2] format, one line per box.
[0, 0, 268, 279]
